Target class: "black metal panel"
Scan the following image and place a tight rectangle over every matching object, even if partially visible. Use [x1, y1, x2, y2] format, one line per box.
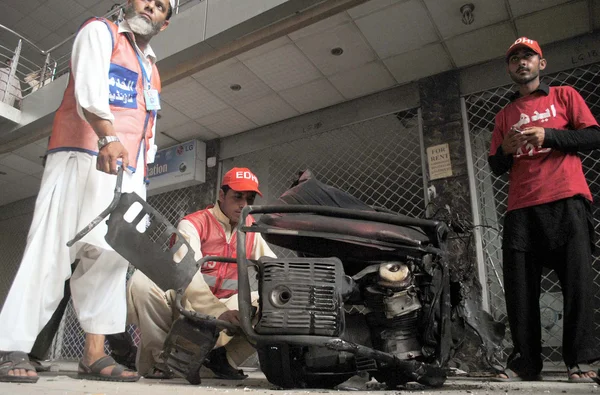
[104, 192, 197, 292]
[255, 257, 345, 336]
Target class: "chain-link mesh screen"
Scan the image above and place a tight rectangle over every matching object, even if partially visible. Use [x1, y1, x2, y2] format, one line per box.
[148, 186, 199, 225]
[465, 63, 600, 365]
[222, 109, 426, 259]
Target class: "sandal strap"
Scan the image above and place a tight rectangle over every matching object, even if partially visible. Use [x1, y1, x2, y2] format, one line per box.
[0, 351, 36, 374]
[86, 355, 116, 373]
[81, 355, 130, 377]
[109, 363, 125, 377]
[568, 363, 593, 375]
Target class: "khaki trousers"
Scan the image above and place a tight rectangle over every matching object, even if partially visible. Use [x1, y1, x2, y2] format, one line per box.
[126, 270, 257, 375]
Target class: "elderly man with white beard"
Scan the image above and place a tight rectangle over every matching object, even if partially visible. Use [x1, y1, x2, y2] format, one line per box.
[0, 0, 173, 383]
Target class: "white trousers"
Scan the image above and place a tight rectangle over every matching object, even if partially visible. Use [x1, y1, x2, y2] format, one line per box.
[127, 270, 257, 375]
[0, 150, 146, 352]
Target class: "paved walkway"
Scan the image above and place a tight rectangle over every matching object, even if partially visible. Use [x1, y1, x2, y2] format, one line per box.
[1, 369, 599, 395]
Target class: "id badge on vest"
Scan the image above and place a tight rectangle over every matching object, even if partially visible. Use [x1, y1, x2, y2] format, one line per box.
[144, 89, 161, 111]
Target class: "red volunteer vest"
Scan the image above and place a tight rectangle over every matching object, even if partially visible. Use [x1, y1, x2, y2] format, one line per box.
[183, 207, 256, 299]
[48, 18, 160, 171]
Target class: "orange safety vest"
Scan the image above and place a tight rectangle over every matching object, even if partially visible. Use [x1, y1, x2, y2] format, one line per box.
[48, 17, 160, 171]
[183, 207, 256, 299]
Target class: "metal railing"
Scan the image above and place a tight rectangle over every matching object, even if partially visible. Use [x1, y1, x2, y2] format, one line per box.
[0, 0, 194, 109]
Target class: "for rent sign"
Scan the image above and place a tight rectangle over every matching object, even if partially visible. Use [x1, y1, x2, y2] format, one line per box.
[427, 143, 453, 180]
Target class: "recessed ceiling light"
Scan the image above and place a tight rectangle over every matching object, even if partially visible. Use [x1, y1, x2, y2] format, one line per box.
[230, 84, 242, 91]
[330, 47, 344, 56]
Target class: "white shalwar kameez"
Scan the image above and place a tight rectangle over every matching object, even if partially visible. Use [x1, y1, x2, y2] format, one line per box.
[0, 19, 158, 353]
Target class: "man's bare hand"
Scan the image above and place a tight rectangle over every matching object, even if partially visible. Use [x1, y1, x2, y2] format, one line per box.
[97, 141, 129, 174]
[218, 310, 240, 326]
[501, 128, 527, 154]
[521, 126, 545, 148]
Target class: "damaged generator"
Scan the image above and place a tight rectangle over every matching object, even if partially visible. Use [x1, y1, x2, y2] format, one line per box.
[71, 169, 504, 388]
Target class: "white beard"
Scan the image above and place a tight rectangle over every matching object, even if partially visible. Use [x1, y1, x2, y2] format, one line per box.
[126, 15, 155, 36]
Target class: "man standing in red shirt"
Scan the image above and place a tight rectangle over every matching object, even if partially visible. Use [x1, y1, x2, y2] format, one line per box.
[488, 37, 600, 382]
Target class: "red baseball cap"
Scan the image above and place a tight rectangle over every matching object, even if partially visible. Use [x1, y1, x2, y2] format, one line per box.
[222, 167, 262, 196]
[506, 37, 542, 61]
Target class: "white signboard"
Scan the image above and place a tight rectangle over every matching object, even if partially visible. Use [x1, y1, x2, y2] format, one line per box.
[427, 143, 453, 180]
[147, 139, 206, 196]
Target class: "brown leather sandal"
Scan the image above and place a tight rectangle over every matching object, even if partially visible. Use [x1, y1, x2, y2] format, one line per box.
[78, 355, 140, 382]
[0, 351, 39, 383]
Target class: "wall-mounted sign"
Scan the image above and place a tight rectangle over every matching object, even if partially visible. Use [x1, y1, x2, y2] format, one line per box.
[426, 143, 452, 180]
[147, 139, 206, 196]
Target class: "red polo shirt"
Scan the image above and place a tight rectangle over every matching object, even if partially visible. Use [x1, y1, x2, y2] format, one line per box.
[489, 85, 598, 211]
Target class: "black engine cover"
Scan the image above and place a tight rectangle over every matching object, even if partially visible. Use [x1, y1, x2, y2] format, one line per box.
[256, 257, 345, 336]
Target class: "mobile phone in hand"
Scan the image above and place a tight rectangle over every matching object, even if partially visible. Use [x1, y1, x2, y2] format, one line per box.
[510, 126, 522, 134]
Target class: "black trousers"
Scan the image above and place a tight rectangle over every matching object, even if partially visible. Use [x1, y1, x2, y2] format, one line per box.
[503, 213, 599, 375]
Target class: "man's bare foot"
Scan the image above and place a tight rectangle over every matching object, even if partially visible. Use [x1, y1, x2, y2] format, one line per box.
[7, 368, 38, 378]
[490, 368, 542, 382]
[567, 364, 596, 383]
[570, 371, 596, 379]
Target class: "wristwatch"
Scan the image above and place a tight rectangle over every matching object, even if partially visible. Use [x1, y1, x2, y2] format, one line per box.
[97, 136, 120, 150]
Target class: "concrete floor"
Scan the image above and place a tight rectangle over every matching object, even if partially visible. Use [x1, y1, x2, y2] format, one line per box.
[1, 367, 600, 395]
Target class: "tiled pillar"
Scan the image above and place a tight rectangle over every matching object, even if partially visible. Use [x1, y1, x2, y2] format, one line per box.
[419, 70, 493, 372]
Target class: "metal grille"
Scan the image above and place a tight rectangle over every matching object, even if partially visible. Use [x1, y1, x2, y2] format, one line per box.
[222, 109, 425, 260]
[223, 109, 425, 214]
[147, 186, 198, 225]
[464, 63, 600, 365]
[258, 259, 340, 335]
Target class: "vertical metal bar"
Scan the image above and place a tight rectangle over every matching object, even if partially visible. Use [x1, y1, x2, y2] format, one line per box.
[51, 61, 57, 82]
[216, 159, 223, 198]
[175, 0, 181, 14]
[39, 53, 51, 89]
[461, 97, 490, 313]
[417, 108, 430, 214]
[3, 39, 21, 104]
